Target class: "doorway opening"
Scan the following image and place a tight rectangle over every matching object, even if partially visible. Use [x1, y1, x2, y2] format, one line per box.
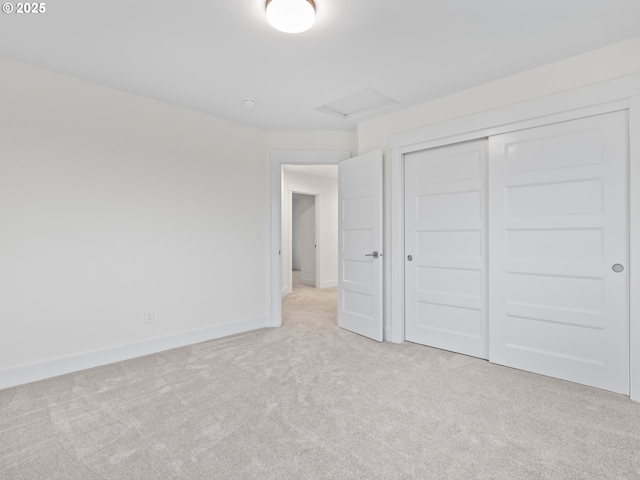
[292, 193, 317, 288]
[270, 151, 350, 328]
[270, 149, 384, 341]
[281, 164, 338, 326]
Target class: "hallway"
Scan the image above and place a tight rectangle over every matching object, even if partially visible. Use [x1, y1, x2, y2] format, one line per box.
[283, 269, 338, 328]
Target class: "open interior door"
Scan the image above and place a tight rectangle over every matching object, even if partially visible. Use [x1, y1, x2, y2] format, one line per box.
[338, 150, 384, 341]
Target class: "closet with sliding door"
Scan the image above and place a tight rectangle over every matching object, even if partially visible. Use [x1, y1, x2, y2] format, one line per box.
[396, 101, 635, 396]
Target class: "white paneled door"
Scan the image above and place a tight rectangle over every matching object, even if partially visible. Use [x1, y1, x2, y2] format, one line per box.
[405, 140, 489, 359]
[338, 150, 384, 342]
[489, 112, 629, 394]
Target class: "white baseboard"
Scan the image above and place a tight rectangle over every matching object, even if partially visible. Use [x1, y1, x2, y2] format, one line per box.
[0, 316, 270, 390]
[281, 286, 292, 297]
[320, 280, 338, 288]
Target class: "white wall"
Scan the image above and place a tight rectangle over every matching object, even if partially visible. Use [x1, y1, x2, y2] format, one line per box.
[265, 131, 356, 153]
[357, 35, 640, 335]
[0, 58, 268, 379]
[281, 169, 338, 294]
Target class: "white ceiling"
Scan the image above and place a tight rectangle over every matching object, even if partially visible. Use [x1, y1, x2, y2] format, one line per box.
[1, 0, 639, 131]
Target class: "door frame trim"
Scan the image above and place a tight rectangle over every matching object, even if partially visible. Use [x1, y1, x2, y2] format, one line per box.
[390, 73, 640, 401]
[270, 150, 351, 328]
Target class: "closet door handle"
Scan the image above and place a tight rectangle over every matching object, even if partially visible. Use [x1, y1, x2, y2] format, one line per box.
[365, 251, 379, 258]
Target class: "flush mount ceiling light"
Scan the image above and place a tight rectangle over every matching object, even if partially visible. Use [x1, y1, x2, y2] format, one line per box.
[266, 0, 316, 34]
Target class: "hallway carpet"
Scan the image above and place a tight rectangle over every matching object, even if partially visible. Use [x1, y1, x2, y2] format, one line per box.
[1, 284, 640, 479]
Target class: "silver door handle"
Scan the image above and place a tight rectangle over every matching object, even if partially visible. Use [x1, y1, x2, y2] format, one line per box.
[612, 264, 624, 273]
[365, 251, 379, 258]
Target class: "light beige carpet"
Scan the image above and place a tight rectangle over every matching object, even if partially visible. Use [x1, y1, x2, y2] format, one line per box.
[2, 283, 640, 479]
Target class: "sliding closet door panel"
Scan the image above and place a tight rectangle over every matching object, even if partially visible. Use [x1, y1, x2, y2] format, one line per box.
[405, 140, 488, 359]
[489, 111, 629, 394]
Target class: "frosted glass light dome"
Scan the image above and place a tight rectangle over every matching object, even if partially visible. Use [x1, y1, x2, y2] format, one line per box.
[266, 0, 316, 34]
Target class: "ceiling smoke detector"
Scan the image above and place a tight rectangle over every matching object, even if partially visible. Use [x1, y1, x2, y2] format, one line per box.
[266, 0, 316, 34]
[242, 98, 256, 108]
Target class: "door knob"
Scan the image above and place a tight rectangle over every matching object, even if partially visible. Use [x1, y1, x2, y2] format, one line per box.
[365, 251, 379, 259]
[612, 264, 624, 273]
[407, 255, 413, 261]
